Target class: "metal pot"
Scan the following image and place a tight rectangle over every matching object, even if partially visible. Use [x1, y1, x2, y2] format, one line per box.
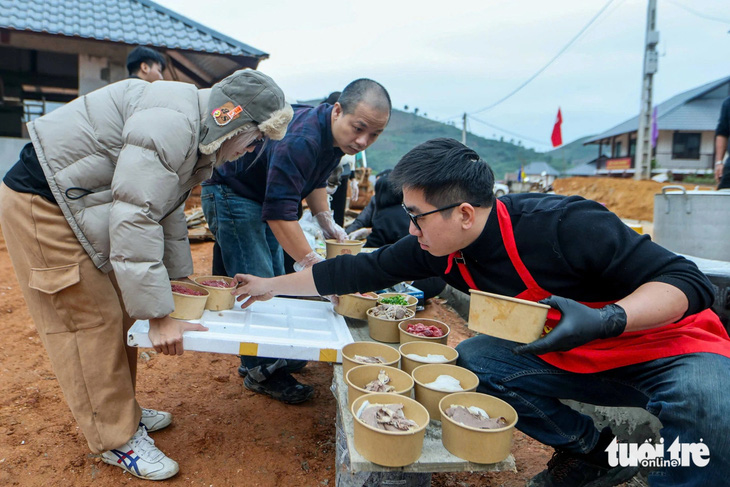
[683, 254, 730, 333]
[653, 186, 730, 261]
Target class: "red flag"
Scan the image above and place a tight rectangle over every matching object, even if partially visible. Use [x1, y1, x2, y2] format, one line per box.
[551, 108, 563, 147]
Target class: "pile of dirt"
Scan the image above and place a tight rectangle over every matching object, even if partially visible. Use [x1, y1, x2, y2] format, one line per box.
[552, 176, 712, 222]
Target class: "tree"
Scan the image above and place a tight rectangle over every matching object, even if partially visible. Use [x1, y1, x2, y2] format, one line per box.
[414, 108, 419, 115]
[404, 105, 409, 111]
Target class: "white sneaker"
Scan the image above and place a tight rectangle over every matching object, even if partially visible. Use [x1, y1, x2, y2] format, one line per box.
[140, 408, 172, 432]
[101, 425, 179, 480]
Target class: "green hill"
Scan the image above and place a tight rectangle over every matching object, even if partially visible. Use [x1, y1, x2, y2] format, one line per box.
[541, 136, 599, 172]
[365, 109, 587, 180]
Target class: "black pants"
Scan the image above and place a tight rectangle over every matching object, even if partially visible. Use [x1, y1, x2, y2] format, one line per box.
[719, 159, 730, 190]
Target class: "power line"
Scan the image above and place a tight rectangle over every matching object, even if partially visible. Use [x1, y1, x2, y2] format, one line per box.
[469, 0, 616, 116]
[468, 115, 552, 148]
[431, 0, 629, 132]
[664, 0, 730, 24]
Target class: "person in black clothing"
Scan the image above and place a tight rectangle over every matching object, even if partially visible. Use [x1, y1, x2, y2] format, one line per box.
[344, 196, 375, 235]
[345, 168, 392, 239]
[714, 96, 730, 189]
[230, 138, 730, 487]
[364, 172, 406, 248]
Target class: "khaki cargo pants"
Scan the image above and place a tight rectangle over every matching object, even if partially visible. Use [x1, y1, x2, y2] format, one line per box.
[0, 183, 141, 453]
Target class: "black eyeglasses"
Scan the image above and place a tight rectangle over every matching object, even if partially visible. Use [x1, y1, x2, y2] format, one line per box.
[401, 202, 481, 231]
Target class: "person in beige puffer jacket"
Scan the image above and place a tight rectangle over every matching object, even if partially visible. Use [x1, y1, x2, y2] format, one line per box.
[0, 69, 292, 480]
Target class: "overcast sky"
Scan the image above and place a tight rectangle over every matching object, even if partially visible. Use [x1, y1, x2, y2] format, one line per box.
[157, 0, 730, 152]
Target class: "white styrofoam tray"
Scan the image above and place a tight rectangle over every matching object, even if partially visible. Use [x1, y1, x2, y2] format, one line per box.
[127, 297, 354, 363]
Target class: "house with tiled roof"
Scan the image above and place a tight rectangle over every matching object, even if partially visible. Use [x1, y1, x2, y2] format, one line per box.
[583, 76, 730, 176]
[0, 0, 269, 172]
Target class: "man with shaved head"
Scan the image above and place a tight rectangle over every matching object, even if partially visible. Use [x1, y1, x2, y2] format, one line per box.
[201, 78, 391, 404]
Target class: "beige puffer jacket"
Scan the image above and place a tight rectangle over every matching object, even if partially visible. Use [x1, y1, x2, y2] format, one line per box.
[28, 73, 291, 319]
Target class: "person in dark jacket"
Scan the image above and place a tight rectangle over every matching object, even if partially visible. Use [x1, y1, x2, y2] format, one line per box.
[714, 95, 730, 189]
[364, 172, 407, 248]
[345, 169, 391, 238]
[201, 79, 391, 404]
[230, 138, 730, 487]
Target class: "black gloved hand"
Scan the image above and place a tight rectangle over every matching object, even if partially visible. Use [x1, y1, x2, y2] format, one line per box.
[513, 296, 627, 355]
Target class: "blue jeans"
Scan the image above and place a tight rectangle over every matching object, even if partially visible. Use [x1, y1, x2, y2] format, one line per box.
[201, 184, 284, 278]
[456, 335, 730, 486]
[201, 184, 302, 376]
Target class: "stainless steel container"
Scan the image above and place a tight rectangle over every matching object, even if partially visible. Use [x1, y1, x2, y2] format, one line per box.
[653, 186, 730, 262]
[683, 254, 730, 332]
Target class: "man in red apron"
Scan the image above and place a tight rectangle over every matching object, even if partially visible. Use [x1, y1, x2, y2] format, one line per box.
[231, 138, 730, 487]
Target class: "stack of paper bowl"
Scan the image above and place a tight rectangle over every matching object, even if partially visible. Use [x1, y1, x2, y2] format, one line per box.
[411, 364, 479, 421]
[439, 392, 518, 463]
[334, 292, 379, 320]
[351, 393, 430, 467]
[325, 239, 365, 258]
[468, 290, 550, 343]
[366, 307, 416, 343]
[398, 318, 450, 345]
[398, 342, 458, 375]
[345, 364, 414, 409]
[341, 342, 401, 376]
[376, 293, 418, 312]
[193, 275, 235, 311]
[170, 281, 209, 320]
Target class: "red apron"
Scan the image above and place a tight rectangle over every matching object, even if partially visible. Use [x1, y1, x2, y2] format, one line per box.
[445, 200, 730, 373]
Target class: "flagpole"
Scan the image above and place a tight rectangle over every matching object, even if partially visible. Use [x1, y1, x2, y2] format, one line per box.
[634, 0, 659, 180]
[462, 113, 467, 145]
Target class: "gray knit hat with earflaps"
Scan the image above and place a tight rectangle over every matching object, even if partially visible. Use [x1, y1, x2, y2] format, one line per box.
[199, 69, 293, 155]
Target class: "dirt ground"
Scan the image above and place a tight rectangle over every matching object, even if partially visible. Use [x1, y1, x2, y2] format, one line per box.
[0, 177, 679, 486]
[552, 176, 713, 222]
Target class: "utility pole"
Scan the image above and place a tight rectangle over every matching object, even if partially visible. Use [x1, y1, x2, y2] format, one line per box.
[634, 0, 659, 180]
[462, 113, 467, 145]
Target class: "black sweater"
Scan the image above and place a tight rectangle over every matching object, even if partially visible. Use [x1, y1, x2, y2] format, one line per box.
[313, 193, 713, 315]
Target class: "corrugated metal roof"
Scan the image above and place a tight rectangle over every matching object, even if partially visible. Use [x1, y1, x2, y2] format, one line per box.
[524, 161, 560, 176]
[584, 76, 730, 144]
[565, 162, 597, 176]
[0, 0, 268, 58]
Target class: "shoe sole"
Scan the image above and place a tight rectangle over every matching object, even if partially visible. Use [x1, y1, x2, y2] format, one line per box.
[143, 418, 172, 433]
[140, 413, 173, 433]
[101, 454, 179, 480]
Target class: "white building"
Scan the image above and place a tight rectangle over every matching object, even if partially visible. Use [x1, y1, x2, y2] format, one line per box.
[583, 76, 730, 176]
